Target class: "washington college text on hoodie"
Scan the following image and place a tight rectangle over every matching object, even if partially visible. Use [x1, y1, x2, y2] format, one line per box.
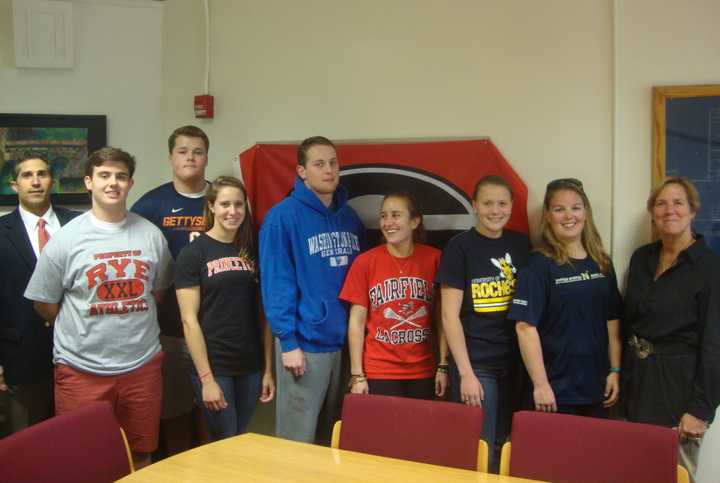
[259, 177, 365, 353]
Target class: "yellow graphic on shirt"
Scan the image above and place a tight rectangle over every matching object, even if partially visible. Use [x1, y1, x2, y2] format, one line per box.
[471, 253, 518, 313]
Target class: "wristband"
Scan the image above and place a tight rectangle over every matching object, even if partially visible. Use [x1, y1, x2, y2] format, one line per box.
[348, 375, 367, 389]
[609, 367, 621, 374]
[199, 371, 213, 381]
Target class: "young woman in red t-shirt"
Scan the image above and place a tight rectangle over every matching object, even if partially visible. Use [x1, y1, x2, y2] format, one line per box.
[340, 192, 448, 399]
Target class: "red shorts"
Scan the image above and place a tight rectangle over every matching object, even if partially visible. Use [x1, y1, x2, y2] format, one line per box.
[54, 351, 164, 453]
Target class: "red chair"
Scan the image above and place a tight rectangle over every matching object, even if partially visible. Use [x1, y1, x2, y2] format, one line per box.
[499, 410, 689, 483]
[0, 401, 134, 483]
[331, 393, 488, 471]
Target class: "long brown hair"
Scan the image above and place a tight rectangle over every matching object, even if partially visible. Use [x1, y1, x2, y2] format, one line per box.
[203, 176, 255, 258]
[537, 178, 611, 273]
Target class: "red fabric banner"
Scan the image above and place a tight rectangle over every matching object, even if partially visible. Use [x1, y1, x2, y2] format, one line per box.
[239, 139, 528, 247]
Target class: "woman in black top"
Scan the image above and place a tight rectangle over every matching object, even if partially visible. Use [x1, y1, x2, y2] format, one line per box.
[623, 177, 720, 473]
[176, 176, 274, 441]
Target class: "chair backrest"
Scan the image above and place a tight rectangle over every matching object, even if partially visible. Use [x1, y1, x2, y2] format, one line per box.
[336, 393, 483, 471]
[0, 401, 133, 483]
[507, 410, 679, 483]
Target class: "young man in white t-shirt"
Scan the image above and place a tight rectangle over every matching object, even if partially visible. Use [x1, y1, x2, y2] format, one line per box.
[25, 147, 172, 469]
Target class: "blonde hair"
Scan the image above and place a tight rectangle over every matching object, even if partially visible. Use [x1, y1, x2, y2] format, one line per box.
[537, 179, 611, 274]
[646, 177, 701, 214]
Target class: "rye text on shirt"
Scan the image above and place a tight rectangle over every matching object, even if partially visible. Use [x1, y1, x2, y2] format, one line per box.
[86, 250, 152, 316]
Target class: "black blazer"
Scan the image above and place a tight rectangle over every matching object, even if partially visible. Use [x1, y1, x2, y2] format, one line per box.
[0, 207, 80, 385]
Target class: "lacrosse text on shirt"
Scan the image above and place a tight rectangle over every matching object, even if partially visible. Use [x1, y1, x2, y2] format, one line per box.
[369, 276, 433, 346]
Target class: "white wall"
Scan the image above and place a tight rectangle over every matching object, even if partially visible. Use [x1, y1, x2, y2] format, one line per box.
[0, 0, 164, 209]
[159, 0, 720, 279]
[613, 0, 720, 278]
[160, 0, 614, 242]
[2, 0, 717, 265]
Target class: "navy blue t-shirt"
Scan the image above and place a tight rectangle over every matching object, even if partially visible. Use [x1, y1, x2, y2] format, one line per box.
[435, 229, 530, 370]
[131, 182, 206, 259]
[507, 252, 622, 405]
[131, 182, 207, 336]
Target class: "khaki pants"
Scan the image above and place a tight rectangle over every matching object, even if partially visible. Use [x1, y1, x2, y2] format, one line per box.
[680, 437, 702, 483]
[274, 340, 343, 444]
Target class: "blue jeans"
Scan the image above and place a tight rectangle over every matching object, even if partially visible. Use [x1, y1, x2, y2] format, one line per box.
[190, 372, 261, 441]
[450, 364, 512, 473]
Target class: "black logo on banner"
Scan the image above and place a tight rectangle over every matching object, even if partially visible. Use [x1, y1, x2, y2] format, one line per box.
[340, 164, 474, 249]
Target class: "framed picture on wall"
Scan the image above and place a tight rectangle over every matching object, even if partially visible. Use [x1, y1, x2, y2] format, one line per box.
[652, 84, 720, 253]
[0, 113, 107, 205]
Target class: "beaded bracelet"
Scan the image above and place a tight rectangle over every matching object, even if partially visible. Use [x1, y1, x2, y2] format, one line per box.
[348, 374, 367, 389]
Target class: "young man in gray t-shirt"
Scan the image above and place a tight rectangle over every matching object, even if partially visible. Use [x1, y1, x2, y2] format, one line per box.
[25, 147, 172, 469]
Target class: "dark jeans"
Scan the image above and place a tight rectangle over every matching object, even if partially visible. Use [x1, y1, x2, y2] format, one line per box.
[367, 377, 435, 400]
[450, 364, 513, 473]
[189, 372, 261, 441]
[1, 376, 54, 435]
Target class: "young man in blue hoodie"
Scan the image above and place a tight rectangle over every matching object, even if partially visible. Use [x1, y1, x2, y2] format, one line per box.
[259, 136, 364, 443]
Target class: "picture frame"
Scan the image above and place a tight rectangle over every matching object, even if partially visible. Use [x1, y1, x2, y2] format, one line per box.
[0, 113, 107, 205]
[652, 84, 720, 252]
[652, 84, 720, 184]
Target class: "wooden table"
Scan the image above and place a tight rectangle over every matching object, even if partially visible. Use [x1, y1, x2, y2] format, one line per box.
[118, 433, 547, 483]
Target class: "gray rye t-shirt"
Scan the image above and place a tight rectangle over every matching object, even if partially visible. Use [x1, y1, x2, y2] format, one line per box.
[25, 211, 173, 375]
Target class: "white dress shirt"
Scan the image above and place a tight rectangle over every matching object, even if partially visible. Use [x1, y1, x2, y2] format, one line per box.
[18, 205, 61, 258]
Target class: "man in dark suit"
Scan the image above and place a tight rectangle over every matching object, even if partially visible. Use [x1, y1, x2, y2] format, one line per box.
[0, 154, 79, 434]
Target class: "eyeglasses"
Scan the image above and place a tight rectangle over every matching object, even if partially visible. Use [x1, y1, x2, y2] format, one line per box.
[546, 178, 584, 192]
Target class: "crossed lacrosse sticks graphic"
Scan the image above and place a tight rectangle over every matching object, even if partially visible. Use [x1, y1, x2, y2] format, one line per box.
[383, 306, 428, 330]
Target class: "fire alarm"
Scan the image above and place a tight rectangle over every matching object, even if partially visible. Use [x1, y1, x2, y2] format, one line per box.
[194, 95, 214, 119]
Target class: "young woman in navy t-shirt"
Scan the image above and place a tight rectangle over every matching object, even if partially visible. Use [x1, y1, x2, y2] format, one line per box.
[435, 175, 530, 472]
[507, 178, 622, 417]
